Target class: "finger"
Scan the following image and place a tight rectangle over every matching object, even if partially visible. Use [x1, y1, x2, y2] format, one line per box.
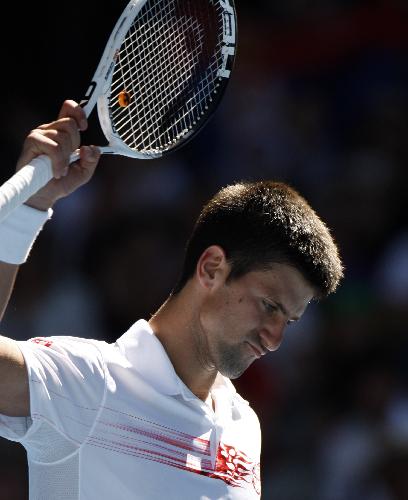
[78, 145, 101, 180]
[38, 117, 81, 154]
[59, 145, 101, 195]
[17, 130, 70, 179]
[57, 99, 88, 131]
[35, 130, 77, 164]
[17, 115, 82, 179]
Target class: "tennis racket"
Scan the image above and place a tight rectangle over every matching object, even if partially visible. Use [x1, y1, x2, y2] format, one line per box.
[0, 0, 237, 223]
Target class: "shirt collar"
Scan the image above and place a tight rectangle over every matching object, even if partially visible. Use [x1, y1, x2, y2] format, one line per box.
[115, 319, 237, 405]
[116, 319, 181, 396]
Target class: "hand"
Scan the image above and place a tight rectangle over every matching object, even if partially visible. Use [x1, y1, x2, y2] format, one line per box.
[17, 100, 101, 211]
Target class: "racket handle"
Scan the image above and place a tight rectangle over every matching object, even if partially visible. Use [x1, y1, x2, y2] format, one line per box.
[0, 155, 53, 224]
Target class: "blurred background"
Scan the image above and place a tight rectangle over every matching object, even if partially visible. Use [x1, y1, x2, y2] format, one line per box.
[0, 0, 407, 498]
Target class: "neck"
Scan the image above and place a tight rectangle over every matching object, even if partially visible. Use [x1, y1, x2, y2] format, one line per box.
[149, 288, 218, 402]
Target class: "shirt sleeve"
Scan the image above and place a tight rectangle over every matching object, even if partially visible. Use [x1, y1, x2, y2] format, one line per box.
[0, 335, 107, 447]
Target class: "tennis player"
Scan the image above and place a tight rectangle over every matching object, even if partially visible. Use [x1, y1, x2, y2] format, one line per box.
[0, 100, 343, 499]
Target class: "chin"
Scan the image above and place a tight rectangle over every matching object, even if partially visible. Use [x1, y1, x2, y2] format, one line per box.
[214, 341, 253, 379]
[217, 359, 251, 380]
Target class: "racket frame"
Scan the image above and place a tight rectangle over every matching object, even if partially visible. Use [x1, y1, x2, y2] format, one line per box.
[85, 0, 238, 159]
[0, 0, 237, 222]
[80, 0, 147, 158]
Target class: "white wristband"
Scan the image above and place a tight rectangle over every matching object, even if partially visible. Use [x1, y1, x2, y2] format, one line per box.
[0, 204, 53, 264]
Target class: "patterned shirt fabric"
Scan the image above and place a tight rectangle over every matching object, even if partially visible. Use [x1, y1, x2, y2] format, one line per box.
[0, 319, 261, 499]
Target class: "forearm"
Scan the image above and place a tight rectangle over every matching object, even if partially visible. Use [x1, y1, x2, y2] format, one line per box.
[0, 100, 100, 325]
[0, 262, 19, 321]
[0, 200, 57, 322]
[0, 204, 52, 323]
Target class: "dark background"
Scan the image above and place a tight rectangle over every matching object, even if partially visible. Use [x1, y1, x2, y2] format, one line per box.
[0, 1, 408, 498]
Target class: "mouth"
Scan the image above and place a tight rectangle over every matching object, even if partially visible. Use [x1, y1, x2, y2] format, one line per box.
[259, 333, 276, 352]
[245, 341, 265, 359]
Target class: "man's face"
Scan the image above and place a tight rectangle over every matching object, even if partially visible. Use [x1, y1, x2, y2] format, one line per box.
[197, 262, 315, 379]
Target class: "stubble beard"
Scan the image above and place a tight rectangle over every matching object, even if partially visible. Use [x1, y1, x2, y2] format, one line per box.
[196, 311, 253, 380]
[194, 322, 249, 379]
[214, 340, 252, 379]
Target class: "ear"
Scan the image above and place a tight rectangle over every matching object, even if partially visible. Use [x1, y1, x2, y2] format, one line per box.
[196, 245, 229, 290]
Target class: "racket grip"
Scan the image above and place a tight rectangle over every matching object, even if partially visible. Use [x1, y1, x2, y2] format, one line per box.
[0, 155, 53, 224]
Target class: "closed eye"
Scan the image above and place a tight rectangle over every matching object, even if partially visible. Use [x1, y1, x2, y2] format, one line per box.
[263, 299, 299, 325]
[262, 299, 278, 314]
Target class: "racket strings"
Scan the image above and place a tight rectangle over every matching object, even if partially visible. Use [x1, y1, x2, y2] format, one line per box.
[119, 15, 202, 147]
[109, 0, 228, 154]
[113, 15, 199, 148]
[112, 24, 187, 144]
[121, 9, 204, 146]
[133, 17, 203, 148]
[117, 24, 198, 147]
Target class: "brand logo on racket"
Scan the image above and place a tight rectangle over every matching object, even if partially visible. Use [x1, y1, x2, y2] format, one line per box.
[221, 0, 235, 41]
[217, 46, 235, 78]
[217, 0, 236, 79]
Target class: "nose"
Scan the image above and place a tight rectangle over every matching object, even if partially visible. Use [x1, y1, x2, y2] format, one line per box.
[259, 318, 286, 352]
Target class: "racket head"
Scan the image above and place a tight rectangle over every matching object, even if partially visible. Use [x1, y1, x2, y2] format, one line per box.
[91, 0, 237, 159]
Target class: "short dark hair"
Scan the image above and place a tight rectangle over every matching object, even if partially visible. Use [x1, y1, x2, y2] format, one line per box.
[173, 180, 343, 298]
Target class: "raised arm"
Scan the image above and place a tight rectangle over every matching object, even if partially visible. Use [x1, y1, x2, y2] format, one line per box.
[0, 100, 100, 416]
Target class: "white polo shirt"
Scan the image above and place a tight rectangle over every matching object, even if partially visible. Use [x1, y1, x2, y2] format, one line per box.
[0, 319, 261, 499]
